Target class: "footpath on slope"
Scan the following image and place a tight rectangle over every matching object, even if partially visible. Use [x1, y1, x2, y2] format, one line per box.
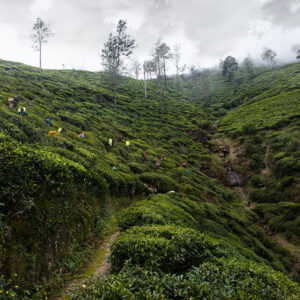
[50, 232, 120, 300]
[216, 135, 300, 280]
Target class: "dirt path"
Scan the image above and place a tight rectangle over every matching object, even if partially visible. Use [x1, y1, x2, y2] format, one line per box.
[218, 137, 241, 162]
[51, 232, 120, 300]
[91, 232, 119, 279]
[261, 143, 271, 175]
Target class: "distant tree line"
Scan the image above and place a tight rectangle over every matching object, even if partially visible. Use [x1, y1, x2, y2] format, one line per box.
[30, 17, 300, 116]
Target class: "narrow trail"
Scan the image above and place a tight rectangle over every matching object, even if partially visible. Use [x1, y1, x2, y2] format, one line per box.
[262, 143, 271, 175]
[51, 231, 120, 300]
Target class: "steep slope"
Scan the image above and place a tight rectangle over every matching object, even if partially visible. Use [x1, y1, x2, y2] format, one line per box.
[197, 63, 300, 281]
[216, 65, 300, 242]
[0, 59, 299, 299]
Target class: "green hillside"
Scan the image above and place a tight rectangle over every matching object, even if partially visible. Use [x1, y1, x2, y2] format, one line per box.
[183, 63, 300, 113]
[215, 64, 300, 246]
[0, 59, 299, 299]
[172, 62, 300, 245]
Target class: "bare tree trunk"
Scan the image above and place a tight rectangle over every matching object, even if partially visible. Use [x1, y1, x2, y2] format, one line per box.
[39, 42, 42, 68]
[144, 71, 147, 99]
[159, 80, 163, 119]
[113, 72, 118, 110]
[163, 63, 167, 89]
[113, 84, 117, 110]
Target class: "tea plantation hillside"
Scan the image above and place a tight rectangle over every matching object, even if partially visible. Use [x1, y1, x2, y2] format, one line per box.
[173, 62, 300, 246]
[177, 62, 300, 116]
[0, 59, 299, 299]
[214, 64, 300, 247]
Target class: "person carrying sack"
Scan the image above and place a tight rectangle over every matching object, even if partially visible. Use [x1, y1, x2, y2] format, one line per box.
[142, 152, 147, 161]
[18, 106, 27, 115]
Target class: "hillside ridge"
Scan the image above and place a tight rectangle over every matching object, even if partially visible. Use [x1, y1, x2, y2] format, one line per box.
[0, 59, 299, 299]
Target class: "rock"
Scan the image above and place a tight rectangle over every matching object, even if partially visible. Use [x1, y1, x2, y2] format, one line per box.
[227, 171, 240, 186]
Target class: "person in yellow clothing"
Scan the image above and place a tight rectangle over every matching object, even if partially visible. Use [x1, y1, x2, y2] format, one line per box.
[48, 131, 59, 136]
[126, 141, 130, 147]
[109, 138, 113, 147]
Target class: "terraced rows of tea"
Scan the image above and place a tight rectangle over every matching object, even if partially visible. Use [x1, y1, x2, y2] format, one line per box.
[0, 58, 299, 299]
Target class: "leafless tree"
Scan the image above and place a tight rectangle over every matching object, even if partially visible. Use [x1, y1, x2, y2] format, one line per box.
[131, 59, 141, 79]
[152, 39, 168, 118]
[200, 70, 210, 102]
[242, 56, 254, 78]
[261, 48, 277, 69]
[173, 44, 181, 75]
[143, 60, 156, 98]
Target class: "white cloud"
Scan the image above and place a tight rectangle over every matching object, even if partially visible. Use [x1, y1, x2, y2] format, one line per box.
[0, 0, 299, 71]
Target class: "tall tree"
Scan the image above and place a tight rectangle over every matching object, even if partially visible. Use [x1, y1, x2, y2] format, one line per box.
[222, 56, 238, 82]
[152, 39, 165, 118]
[131, 59, 141, 79]
[188, 65, 201, 101]
[296, 49, 300, 60]
[101, 20, 135, 110]
[143, 61, 148, 99]
[155, 41, 172, 89]
[261, 48, 277, 69]
[200, 70, 210, 102]
[173, 44, 181, 75]
[242, 56, 254, 78]
[173, 44, 186, 92]
[143, 60, 156, 99]
[31, 17, 53, 68]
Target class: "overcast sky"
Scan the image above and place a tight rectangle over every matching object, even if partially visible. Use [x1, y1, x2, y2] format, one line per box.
[0, 0, 299, 73]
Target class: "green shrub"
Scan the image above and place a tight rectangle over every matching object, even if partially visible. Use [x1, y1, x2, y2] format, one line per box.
[117, 206, 166, 230]
[110, 225, 227, 273]
[71, 258, 300, 300]
[0, 139, 108, 288]
[249, 186, 289, 203]
[139, 172, 177, 193]
[242, 122, 257, 135]
[128, 162, 149, 174]
[249, 175, 264, 188]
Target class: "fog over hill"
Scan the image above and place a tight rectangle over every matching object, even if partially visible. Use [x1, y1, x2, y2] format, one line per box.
[0, 0, 300, 71]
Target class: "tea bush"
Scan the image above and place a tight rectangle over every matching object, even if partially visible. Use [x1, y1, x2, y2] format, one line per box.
[0, 58, 299, 295]
[110, 225, 227, 273]
[139, 172, 177, 193]
[117, 206, 166, 230]
[71, 258, 300, 300]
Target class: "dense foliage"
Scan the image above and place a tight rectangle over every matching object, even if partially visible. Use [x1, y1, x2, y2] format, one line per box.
[0, 58, 299, 297]
[71, 259, 300, 300]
